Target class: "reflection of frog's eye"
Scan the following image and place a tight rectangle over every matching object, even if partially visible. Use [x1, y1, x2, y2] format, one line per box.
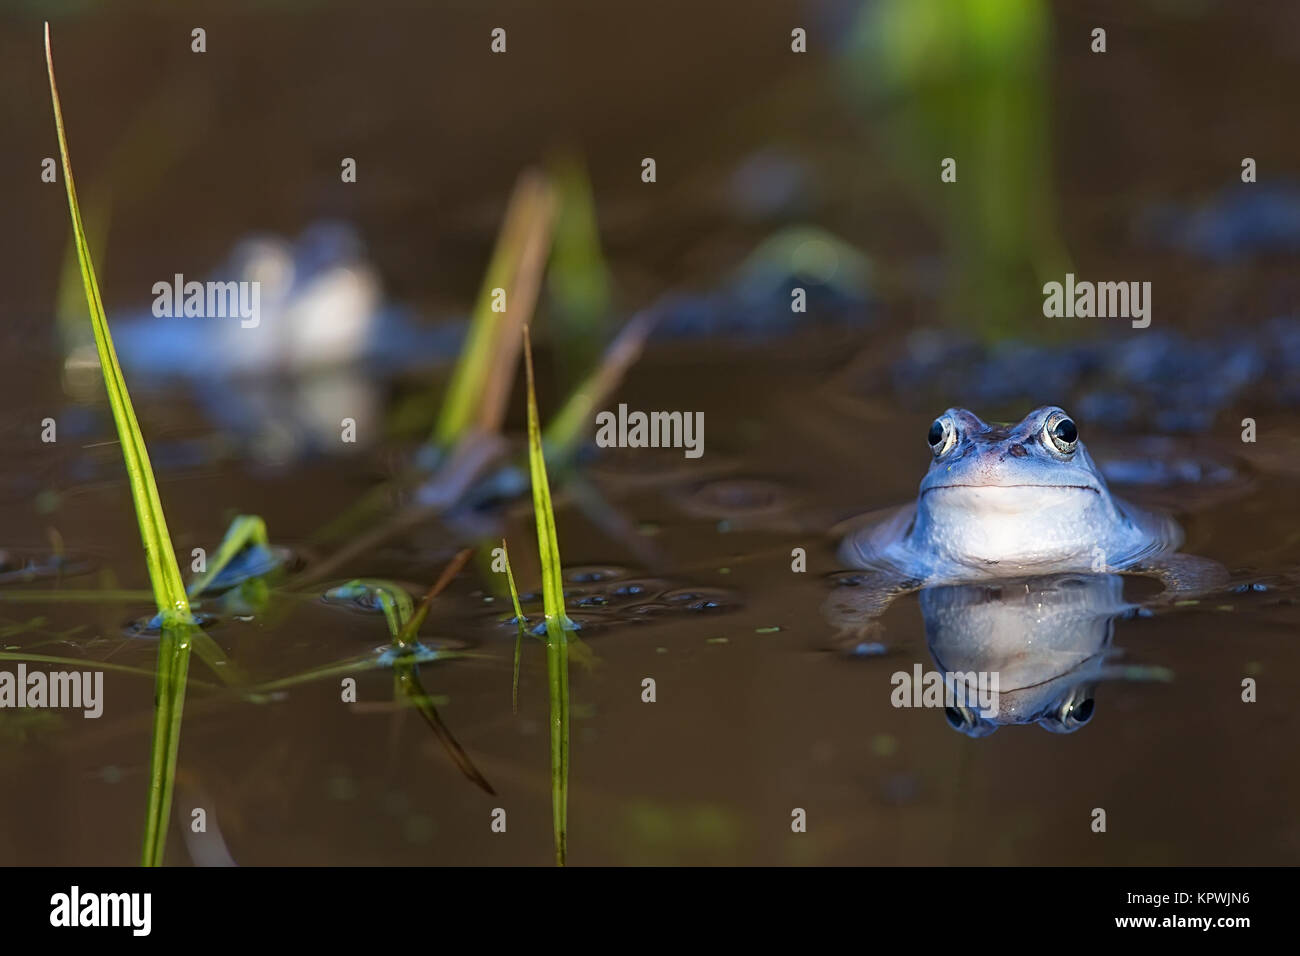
[1044, 414, 1079, 454]
[943, 705, 997, 737]
[1056, 695, 1095, 730]
[1040, 692, 1097, 734]
[928, 418, 957, 457]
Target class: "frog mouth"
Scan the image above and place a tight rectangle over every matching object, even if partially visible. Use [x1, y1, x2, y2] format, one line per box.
[923, 483, 1101, 495]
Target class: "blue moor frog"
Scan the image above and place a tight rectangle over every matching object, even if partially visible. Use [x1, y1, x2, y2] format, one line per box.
[831, 406, 1226, 629]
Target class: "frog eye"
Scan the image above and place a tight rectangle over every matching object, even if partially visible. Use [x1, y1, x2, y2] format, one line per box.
[927, 417, 957, 457]
[1043, 413, 1078, 454]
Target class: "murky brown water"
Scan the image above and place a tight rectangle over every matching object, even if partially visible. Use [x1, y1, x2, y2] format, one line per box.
[0, 0, 1297, 865]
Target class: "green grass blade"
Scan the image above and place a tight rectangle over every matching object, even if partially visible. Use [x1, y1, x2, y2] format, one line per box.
[523, 325, 571, 866]
[396, 548, 473, 648]
[433, 171, 554, 449]
[45, 23, 195, 868]
[186, 515, 269, 598]
[523, 327, 570, 633]
[326, 579, 414, 641]
[55, 191, 110, 377]
[546, 152, 612, 382]
[45, 25, 191, 625]
[542, 309, 660, 461]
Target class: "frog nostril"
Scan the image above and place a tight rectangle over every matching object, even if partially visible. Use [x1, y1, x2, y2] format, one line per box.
[1009, 444, 1028, 458]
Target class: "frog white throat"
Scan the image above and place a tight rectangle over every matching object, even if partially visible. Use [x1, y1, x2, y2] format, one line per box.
[911, 480, 1140, 574]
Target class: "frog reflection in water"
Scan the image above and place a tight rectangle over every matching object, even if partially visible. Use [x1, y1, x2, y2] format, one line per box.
[918, 572, 1128, 737]
[827, 406, 1227, 735]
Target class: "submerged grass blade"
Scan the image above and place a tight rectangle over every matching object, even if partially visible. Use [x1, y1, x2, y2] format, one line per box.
[245, 649, 486, 695]
[327, 577, 495, 794]
[523, 325, 571, 866]
[0, 651, 224, 692]
[0, 588, 155, 603]
[0, 652, 162, 681]
[393, 661, 496, 796]
[45, 23, 196, 867]
[142, 624, 193, 865]
[500, 539, 529, 715]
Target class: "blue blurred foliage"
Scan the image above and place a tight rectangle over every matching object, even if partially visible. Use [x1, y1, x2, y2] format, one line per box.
[890, 318, 1296, 433]
[1139, 184, 1300, 261]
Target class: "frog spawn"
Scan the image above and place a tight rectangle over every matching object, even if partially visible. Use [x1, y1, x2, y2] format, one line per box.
[486, 564, 742, 637]
[0, 550, 93, 585]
